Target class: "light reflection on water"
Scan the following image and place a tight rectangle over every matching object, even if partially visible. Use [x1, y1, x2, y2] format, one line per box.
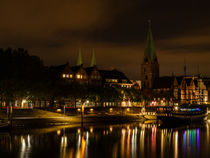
[0, 120, 210, 158]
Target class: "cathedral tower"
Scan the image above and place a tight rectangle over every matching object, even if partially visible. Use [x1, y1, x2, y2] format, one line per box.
[141, 21, 159, 90]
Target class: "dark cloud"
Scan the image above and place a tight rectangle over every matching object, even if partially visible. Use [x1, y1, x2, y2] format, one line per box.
[1, 0, 210, 79]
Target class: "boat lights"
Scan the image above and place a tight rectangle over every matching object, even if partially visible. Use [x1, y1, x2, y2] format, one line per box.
[180, 108, 200, 112]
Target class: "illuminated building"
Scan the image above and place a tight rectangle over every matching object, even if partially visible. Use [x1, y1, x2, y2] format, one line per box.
[141, 21, 159, 91]
[141, 21, 208, 105]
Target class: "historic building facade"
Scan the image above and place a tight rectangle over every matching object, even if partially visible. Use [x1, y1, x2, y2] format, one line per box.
[141, 23, 209, 105]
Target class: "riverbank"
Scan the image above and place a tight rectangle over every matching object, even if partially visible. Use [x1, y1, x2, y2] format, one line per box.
[0, 109, 144, 128]
[1, 109, 209, 128]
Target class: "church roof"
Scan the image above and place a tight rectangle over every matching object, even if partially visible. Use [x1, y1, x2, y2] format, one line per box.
[71, 65, 83, 74]
[153, 77, 174, 89]
[77, 48, 82, 66]
[85, 66, 96, 75]
[176, 76, 183, 85]
[99, 69, 131, 84]
[185, 78, 192, 86]
[90, 49, 96, 67]
[144, 21, 157, 63]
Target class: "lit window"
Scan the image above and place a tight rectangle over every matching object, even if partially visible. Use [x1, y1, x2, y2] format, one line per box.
[81, 75, 83, 79]
[70, 74, 73, 78]
[62, 74, 66, 78]
[66, 74, 69, 78]
[77, 74, 81, 79]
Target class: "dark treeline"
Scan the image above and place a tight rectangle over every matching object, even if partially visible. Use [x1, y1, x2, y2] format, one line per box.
[0, 48, 142, 108]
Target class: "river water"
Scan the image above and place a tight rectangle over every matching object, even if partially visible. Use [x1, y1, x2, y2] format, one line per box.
[0, 120, 209, 158]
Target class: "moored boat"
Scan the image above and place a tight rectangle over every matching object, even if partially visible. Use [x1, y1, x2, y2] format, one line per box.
[156, 104, 208, 124]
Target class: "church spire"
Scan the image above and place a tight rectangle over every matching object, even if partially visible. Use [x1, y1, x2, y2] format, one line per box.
[77, 48, 83, 66]
[90, 48, 96, 67]
[144, 20, 157, 63]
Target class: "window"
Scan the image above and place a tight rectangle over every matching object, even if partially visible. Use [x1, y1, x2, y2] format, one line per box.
[122, 79, 127, 83]
[62, 74, 66, 78]
[66, 74, 69, 78]
[77, 74, 81, 79]
[70, 74, 73, 78]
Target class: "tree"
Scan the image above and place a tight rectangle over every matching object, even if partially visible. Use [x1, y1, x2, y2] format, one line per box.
[0, 48, 44, 107]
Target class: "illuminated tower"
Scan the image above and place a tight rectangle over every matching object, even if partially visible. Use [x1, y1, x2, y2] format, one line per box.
[141, 21, 159, 90]
[90, 48, 96, 67]
[77, 48, 83, 66]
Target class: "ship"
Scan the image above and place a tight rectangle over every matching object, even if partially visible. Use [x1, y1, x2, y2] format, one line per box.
[156, 104, 208, 124]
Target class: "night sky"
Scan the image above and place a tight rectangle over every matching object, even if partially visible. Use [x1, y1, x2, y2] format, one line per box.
[1, 0, 210, 79]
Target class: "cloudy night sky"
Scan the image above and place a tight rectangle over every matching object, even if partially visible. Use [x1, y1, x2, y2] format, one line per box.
[1, 0, 210, 79]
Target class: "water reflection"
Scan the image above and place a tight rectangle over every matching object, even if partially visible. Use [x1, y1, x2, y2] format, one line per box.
[0, 120, 210, 158]
[20, 135, 31, 158]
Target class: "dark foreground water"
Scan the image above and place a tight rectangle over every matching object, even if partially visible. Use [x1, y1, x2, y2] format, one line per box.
[0, 120, 210, 158]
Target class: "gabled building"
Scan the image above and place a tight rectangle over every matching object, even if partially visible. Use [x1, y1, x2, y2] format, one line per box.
[141, 21, 208, 105]
[99, 69, 132, 88]
[152, 76, 208, 106]
[85, 50, 102, 86]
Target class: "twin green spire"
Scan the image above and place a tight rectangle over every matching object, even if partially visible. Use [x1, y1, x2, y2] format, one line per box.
[76, 48, 96, 67]
[90, 48, 96, 67]
[77, 48, 83, 66]
[144, 20, 157, 63]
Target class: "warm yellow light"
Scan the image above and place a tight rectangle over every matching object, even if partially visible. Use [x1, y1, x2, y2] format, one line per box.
[66, 74, 69, 78]
[110, 126, 113, 132]
[77, 128, 81, 134]
[90, 108, 94, 112]
[127, 108, 130, 112]
[56, 108, 62, 112]
[174, 106, 179, 111]
[57, 130, 61, 135]
[70, 74, 73, 78]
[77, 74, 81, 79]
[62, 74, 66, 78]
[77, 108, 81, 112]
[109, 108, 113, 112]
[90, 127, 93, 133]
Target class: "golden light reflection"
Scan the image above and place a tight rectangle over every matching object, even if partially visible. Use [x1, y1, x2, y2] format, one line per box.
[77, 129, 81, 134]
[110, 126, 113, 132]
[140, 129, 145, 157]
[90, 127, 93, 133]
[151, 126, 157, 157]
[121, 129, 126, 158]
[174, 131, 178, 158]
[131, 129, 137, 158]
[60, 136, 67, 158]
[76, 132, 89, 158]
[20, 135, 31, 158]
[112, 143, 118, 158]
[126, 129, 131, 158]
[161, 130, 164, 158]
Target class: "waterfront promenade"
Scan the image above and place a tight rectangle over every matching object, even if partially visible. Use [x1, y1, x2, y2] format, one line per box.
[1, 106, 209, 128]
[0, 108, 144, 128]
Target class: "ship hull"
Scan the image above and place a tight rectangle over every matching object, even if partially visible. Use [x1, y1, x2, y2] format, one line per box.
[157, 113, 208, 124]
